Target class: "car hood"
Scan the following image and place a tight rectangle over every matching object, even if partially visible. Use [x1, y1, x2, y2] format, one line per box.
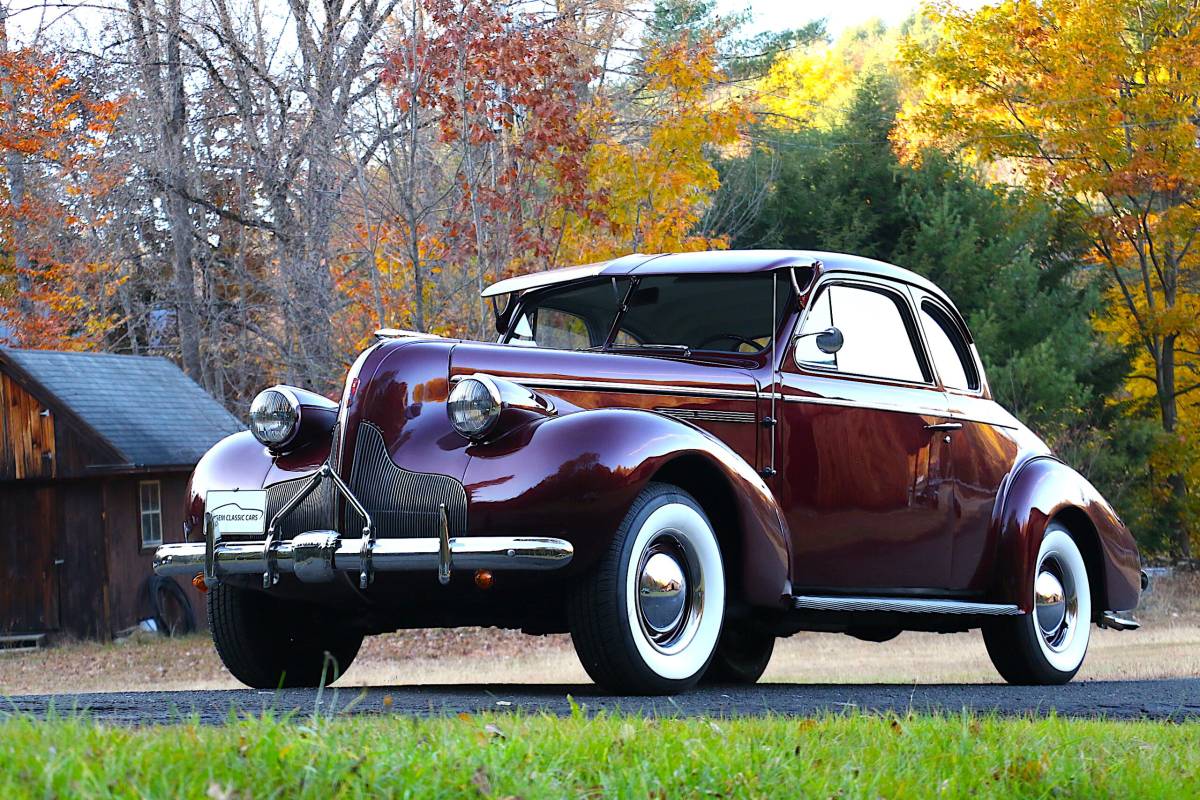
[331, 337, 762, 485]
[448, 342, 762, 406]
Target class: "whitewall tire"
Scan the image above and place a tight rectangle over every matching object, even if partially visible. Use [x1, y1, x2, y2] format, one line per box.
[568, 482, 725, 694]
[983, 523, 1092, 685]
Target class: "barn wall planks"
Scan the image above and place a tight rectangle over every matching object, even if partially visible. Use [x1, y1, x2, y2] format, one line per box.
[0, 484, 61, 633]
[54, 421, 121, 478]
[0, 373, 56, 480]
[1, 472, 200, 637]
[103, 473, 204, 634]
[57, 482, 110, 639]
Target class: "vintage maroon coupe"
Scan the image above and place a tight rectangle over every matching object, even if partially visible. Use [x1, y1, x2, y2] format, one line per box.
[156, 250, 1144, 693]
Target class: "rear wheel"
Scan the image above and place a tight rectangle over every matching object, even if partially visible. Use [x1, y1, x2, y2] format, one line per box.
[703, 625, 774, 684]
[208, 582, 363, 689]
[983, 524, 1091, 685]
[568, 482, 725, 695]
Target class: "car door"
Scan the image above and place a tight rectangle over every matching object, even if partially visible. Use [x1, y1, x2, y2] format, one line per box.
[776, 277, 957, 591]
[912, 293, 1022, 591]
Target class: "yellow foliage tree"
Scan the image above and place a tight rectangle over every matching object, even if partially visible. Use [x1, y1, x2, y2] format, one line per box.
[755, 21, 899, 131]
[554, 29, 748, 264]
[901, 0, 1200, 557]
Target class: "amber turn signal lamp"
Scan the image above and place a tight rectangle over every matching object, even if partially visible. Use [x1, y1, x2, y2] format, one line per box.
[192, 573, 209, 593]
[474, 569, 494, 590]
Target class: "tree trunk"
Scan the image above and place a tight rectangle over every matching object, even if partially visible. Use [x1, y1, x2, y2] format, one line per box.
[1157, 333, 1192, 559]
[163, 0, 203, 383]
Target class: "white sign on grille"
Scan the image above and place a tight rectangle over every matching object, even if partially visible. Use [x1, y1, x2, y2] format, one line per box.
[206, 490, 268, 536]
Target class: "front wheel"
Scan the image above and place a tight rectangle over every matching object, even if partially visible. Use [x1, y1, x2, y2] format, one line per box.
[983, 524, 1092, 685]
[208, 582, 363, 689]
[568, 483, 725, 694]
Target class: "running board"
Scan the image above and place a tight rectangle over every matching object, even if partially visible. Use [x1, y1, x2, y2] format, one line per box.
[790, 595, 1023, 615]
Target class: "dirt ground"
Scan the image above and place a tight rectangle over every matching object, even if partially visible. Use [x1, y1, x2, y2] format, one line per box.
[3, 572, 1196, 695]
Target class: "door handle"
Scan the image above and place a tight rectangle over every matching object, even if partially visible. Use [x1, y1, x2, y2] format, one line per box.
[924, 421, 963, 432]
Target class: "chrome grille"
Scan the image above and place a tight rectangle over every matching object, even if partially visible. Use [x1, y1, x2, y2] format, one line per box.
[261, 473, 336, 540]
[342, 421, 468, 539]
[242, 421, 467, 541]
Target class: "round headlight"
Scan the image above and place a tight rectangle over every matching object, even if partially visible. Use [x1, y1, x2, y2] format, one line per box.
[448, 377, 500, 440]
[249, 388, 299, 447]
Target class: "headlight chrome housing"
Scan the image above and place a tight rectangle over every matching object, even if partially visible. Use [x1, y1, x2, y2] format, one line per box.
[249, 387, 300, 447]
[447, 376, 502, 441]
[448, 373, 553, 443]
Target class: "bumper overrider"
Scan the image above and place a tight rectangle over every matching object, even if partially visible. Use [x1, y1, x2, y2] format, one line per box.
[154, 463, 573, 589]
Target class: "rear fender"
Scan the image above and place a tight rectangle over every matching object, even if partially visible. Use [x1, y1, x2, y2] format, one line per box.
[994, 456, 1141, 614]
[462, 407, 792, 607]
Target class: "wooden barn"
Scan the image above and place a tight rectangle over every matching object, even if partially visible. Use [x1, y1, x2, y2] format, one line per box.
[0, 348, 244, 641]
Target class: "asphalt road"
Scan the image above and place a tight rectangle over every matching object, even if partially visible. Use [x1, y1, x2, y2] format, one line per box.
[6, 679, 1199, 724]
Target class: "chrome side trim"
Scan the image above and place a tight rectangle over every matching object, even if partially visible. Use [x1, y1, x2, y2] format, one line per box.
[777, 394, 1019, 429]
[154, 535, 574, 582]
[654, 407, 756, 424]
[512, 377, 759, 400]
[791, 595, 1023, 615]
[1099, 610, 1141, 631]
[779, 394, 946, 417]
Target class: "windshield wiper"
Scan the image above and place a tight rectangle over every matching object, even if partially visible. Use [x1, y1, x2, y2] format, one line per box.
[578, 342, 692, 355]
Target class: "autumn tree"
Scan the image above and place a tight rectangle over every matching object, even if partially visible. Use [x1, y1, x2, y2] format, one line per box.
[902, 0, 1200, 558]
[0, 9, 122, 349]
[378, 0, 596, 339]
[555, 0, 750, 264]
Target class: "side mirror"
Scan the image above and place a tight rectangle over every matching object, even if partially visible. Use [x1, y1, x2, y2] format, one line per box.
[797, 326, 843, 355]
[815, 326, 844, 354]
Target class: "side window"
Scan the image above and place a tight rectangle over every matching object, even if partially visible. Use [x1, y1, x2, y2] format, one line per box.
[139, 480, 163, 548]
[796, 283, 926, 383]
[920, 303, 979, 391]
[535, 308, 591, 350]
[509, 308, 592, 349]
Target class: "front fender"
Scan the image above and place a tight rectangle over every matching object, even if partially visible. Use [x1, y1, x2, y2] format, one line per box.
[993, 456, 1141, 614]
[184, 430, 331, 540]
[462, 408, 791, 607]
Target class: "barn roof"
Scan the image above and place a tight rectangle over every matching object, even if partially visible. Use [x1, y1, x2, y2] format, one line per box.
[0, 348, 244, 469]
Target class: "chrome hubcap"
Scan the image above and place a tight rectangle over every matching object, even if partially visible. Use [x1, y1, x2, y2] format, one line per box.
[1034, 556, 1077, 652]
[639, 552, 687, 633]
[636, 534, 702, 653]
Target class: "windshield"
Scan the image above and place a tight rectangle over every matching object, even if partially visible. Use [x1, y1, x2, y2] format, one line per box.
[504, 273, 795, 354]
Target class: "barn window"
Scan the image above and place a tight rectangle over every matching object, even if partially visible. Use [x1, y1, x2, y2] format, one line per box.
[139, 480, 163, 548]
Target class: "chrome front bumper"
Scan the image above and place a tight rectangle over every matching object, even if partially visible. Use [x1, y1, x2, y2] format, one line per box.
[154, 462, 572, 587]
[153, 533, 574, 583]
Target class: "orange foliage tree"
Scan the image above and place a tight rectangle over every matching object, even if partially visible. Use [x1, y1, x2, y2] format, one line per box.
[901, 0, 1200, 557]
[0, 30, 122, 349]
[334, 0, 596, 346]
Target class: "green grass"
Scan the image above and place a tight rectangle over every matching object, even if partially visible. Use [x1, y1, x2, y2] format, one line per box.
[1, 706, 1198, 799]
